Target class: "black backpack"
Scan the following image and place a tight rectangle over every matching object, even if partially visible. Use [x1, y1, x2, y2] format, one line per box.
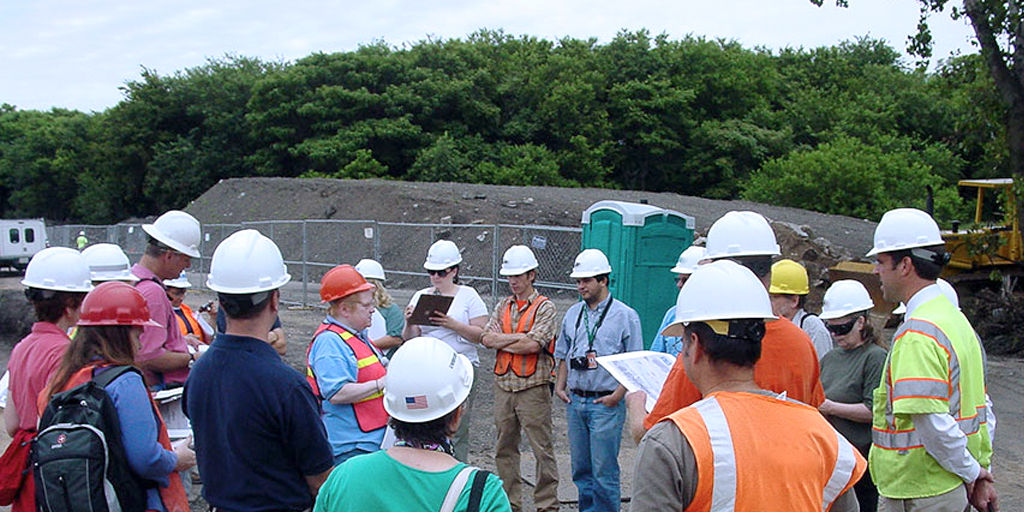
[33, 366, 151, 512]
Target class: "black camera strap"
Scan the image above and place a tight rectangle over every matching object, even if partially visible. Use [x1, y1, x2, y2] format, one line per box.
[573, 297, 613, 353]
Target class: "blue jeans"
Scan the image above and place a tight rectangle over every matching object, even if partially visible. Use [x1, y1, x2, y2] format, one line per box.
[566, 398, 626, 512]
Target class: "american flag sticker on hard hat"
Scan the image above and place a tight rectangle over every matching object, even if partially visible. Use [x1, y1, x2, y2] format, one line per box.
[405, 395, 428, 409]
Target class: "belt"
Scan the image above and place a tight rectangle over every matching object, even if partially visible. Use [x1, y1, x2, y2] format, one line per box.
[571, 388, 613, 398]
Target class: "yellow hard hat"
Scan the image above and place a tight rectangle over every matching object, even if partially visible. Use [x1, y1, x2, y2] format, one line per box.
[769, 259, 809, 295]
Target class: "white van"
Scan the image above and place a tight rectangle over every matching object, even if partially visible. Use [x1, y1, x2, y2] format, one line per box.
[1, 218, 48, 271]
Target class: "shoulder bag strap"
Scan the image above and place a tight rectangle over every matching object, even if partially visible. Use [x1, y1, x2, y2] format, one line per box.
[439, 466, 475, 512]
[466, 469, 491, 512]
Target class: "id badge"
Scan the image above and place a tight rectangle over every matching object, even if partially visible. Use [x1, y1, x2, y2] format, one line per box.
[585, 350, 598, 370]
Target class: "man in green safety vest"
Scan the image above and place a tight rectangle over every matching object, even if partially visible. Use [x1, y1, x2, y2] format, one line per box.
[867, 208, 997, 512]
[75, 230, 88, 250]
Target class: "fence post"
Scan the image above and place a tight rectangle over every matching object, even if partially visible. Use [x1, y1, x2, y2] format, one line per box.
[491, 224, 500, 308]
[373, 221, 381, 262]
[302, 220, 309, 308]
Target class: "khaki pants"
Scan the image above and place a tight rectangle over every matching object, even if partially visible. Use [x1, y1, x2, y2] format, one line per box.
[451, 367, 481, 462]
[878, 485, 969, 512]
[494, 384, 560, 511]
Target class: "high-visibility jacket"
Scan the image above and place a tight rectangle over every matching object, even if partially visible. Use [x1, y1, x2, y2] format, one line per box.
[869, 294, 992, 499]
[493, 295, 555, 378]
[668, 391, 865, 512]
[173, 303, 209, 344]
[306, 323, 388, 432]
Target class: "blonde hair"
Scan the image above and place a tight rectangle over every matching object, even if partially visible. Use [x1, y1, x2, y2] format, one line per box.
[369, 278, 393, 308]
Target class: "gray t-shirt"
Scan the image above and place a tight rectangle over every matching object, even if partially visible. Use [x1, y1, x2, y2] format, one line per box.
[794, 309, 833, 361]
[820, 342, 888, 450]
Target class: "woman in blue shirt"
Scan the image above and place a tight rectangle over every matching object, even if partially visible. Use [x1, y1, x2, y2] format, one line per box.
[41, 281, 196, 512]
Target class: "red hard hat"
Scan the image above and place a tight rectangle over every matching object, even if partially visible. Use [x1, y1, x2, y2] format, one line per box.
[78, 281, 162, 327]
[320, 264, 374, 303]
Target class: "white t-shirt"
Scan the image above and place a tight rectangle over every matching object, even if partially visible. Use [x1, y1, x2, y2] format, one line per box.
[367, 309, 387, 342]
[794, 309, 833, 361]
[408, 285, 488, 365]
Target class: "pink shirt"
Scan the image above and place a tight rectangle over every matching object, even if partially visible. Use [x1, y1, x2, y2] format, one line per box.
[7, 322, 71, 431]
[131, 263, 190, 385]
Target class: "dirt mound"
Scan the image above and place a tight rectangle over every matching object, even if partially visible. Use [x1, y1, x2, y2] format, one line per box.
[186, 177, 877, 256]
[962, 288, 1024, 356]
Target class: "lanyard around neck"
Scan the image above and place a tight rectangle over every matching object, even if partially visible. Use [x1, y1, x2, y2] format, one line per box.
[575, 297, 612, 351]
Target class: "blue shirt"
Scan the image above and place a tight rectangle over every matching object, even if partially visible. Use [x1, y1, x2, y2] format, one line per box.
[183, 334, 333, 512]
[649, 306, 683, 357]
[99, 367, 176, 512]
[554, 295, 643, 392]
[309, 316, 387, 456]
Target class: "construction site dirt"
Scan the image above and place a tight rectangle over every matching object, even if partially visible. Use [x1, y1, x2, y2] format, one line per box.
[1, 278, 1021, 511]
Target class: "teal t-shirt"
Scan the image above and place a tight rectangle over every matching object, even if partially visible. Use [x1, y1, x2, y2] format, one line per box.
[379, 303, 405, 337]
[313, 450, 511, 512]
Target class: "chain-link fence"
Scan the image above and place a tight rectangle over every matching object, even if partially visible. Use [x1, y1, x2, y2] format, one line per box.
[47, 220, 582, 307]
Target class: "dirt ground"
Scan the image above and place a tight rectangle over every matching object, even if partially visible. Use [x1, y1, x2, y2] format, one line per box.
[2, 275, 1022, 511]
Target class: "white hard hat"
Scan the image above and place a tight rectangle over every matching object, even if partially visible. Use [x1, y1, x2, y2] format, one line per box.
[570, 248, 612, 279]
[78, 231, 85, 236]
[354, 259, 386, 281]
[142, 210, 202, 258]
[81, 243, 139, 282]
[866, 208, 943, 257]
[163, 271, 192, 289]
[206, 229, 291, 294]
[820, 280, 875, 320]
[384, 337, 474, 423]
[424, 240, 462, 271]
[704, 211, 781, 260]
[21, 247, 94, 293]
[671, 246, 706, 275]
[500, 245, 539, 276]
[662, 259, 776, 336]
[892, 278, 959, 314]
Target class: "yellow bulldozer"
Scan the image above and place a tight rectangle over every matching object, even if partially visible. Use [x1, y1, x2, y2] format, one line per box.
[830, 178, 1022, 317]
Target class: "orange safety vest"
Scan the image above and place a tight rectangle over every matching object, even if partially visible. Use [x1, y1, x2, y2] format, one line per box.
[493, 296, 555, 378]
[306, 323, 389, 432]
[668, 391, 866, 512]
[173, 303, 209, 344]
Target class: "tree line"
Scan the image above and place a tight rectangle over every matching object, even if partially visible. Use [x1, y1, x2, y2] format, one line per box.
[0, 30, 1009, 225]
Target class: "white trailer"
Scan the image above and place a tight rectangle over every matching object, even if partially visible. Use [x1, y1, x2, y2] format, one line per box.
[0, 218, 48, 271]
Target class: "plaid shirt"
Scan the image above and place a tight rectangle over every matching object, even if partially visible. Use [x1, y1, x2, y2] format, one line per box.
[484, 289, 559, 392]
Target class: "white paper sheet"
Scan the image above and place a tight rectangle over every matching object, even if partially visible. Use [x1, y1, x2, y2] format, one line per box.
[596, 351, 676, 412]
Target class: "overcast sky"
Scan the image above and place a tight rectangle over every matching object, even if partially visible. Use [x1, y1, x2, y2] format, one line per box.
[1, 0, 977, 113]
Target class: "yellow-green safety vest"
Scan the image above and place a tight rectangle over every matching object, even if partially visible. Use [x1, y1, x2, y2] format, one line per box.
[868, 294, 992, 499]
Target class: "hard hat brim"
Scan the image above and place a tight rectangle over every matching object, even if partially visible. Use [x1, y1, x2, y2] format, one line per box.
[142, 224, 202, 258]
[499, 264, 538, 276]
[320, 281, 375, 303]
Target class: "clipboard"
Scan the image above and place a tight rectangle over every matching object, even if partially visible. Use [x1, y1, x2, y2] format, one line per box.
[408, 294, 455, 325]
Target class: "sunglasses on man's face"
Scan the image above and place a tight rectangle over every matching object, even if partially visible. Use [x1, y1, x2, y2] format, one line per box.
[825, 318, 858, 336]
[427, 268, 450, 277]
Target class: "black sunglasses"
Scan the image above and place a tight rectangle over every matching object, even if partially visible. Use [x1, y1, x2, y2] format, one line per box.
[825, 318, 858, 336]
[427, 268, 451, 276]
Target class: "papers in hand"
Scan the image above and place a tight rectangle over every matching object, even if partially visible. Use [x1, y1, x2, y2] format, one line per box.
[408, 294, 454, 325]
[596, 351, 676, 412]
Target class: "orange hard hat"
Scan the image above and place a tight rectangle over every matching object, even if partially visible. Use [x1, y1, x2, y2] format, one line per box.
[320, 264, 375, 303]
[78, 281, 161, 327]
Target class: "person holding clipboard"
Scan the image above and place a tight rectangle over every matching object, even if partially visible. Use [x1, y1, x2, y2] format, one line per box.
[403, 240, 489, 461]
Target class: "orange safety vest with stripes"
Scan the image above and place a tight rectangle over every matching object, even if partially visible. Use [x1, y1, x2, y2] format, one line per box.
[173, 303, 209, 344]
[306, 323, 388, 433]
[493, 296, 555, 378]
[668, 391, 866, 512]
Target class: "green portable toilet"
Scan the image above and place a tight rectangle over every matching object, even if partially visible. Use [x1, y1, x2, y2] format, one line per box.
[581, 200, 695, 348]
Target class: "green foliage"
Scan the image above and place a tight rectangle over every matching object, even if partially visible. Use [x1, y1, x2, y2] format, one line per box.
[742, 135, 966, 221]
[0, 32, 1012, 224]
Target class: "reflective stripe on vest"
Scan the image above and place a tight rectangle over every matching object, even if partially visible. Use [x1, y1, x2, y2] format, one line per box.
[869, 295, 992, 499]
[306, 322, 389, 432]
[873, 317, 986, 450]
[670, 392, 865, 512]
[493, 296, 555, 378]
